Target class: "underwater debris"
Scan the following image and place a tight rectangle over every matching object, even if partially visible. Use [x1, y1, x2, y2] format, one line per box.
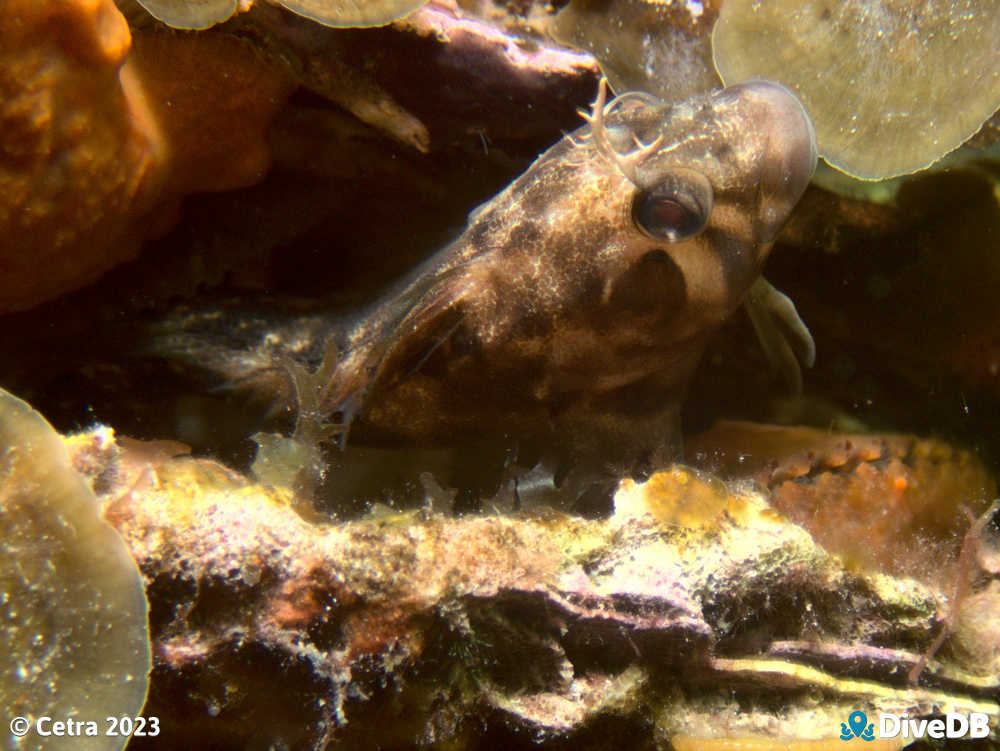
[0, 389, 150, 751]
[128, 0, 429, 29]
[66, 434, 999, 748]
[712, 0, 1000, 179]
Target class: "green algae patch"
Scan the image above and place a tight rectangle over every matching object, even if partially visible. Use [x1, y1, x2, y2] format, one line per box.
[130, 0, 238, 30]
[1, 389, 150, 751]
[713, 0, 1000, 180]
[274, 0, 429, 28]
[131, 0, 429, 29]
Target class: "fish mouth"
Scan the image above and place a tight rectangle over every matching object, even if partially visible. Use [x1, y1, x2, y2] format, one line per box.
[716, 79, 818, 241]
[733, 79, 817, 166]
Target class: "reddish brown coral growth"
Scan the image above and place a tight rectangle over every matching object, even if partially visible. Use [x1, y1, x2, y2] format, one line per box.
[0, 0, 167, 312]
[0, 0, 295, 312]
[687, 420, 997, 579]
[126, 30, 295, 194]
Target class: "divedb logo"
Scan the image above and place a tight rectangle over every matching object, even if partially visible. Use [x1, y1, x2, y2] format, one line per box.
[840, 710, 992, 741]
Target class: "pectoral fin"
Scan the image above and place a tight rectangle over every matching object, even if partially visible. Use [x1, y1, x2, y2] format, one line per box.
[745, 276, 815, 395]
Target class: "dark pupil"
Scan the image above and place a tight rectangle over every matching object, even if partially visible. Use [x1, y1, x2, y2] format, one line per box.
[647, 199, 686, 230]
[634, 193, 698, 240]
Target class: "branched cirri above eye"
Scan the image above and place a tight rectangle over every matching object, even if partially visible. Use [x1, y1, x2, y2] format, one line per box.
[632, 169, 713, 242]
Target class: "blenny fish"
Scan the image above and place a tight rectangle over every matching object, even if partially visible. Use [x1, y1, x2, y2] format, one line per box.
[168, 78, 817, 506]
[299, 79, 813, 480]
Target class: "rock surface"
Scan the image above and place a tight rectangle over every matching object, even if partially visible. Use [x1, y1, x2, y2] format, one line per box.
[60, 429, 1000, 750]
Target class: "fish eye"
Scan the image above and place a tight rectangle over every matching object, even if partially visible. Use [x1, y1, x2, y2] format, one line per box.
[631, 170, 713, 242]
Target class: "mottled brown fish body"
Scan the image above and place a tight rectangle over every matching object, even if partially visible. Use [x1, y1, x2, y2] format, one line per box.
[327, 80, 815, 475]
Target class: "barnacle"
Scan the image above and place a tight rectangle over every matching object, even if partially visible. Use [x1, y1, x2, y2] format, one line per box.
[712, 0, 1000, 179]
[0, 388, 150, 749]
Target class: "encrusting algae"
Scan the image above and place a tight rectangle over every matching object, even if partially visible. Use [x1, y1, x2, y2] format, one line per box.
[687, 420, 997, 580]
